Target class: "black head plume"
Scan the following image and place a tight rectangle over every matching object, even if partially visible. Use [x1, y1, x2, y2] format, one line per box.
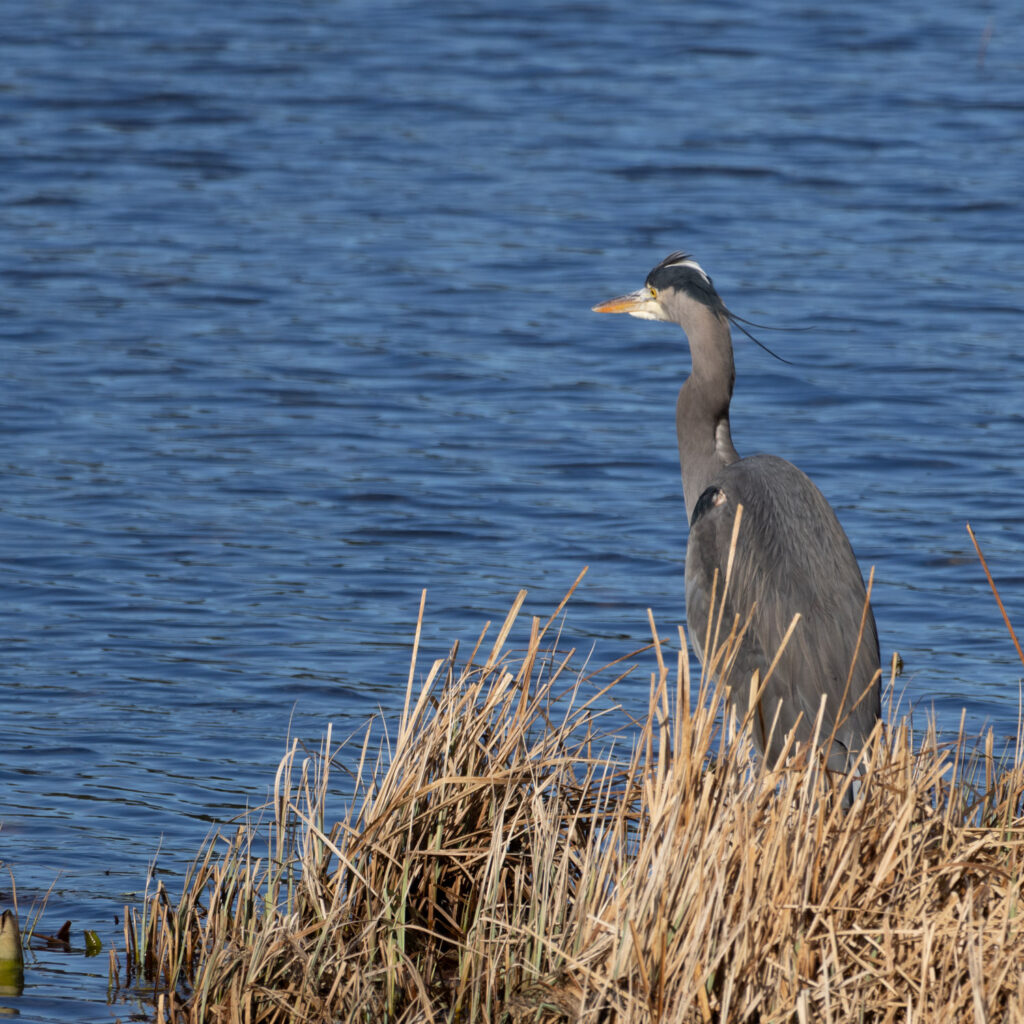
[647, 252, 795, 366]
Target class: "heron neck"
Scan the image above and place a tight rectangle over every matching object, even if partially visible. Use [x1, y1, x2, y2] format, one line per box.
[675, 315, 740, 521]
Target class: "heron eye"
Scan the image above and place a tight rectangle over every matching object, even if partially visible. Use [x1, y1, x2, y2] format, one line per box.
[649, 286, 658, 299]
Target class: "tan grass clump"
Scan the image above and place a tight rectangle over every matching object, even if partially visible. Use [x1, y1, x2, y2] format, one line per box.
[115, 581, 1024, 1023]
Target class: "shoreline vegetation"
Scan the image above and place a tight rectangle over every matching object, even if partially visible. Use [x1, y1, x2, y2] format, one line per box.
[112, 569, 1024, 1023]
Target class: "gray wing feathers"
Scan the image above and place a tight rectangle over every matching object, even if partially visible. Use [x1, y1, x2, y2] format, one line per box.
[685, 454, 881, 768]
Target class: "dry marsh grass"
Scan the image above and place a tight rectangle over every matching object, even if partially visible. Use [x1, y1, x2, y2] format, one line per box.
[115, 578, 1024, 1023]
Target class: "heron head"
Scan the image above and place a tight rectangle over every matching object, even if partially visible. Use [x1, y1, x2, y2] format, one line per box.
[593, 252, 795, 367]
[592, 252, 727, 325]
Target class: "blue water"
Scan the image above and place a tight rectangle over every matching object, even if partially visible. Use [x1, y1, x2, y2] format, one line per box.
[3, 1, 1024, 1018]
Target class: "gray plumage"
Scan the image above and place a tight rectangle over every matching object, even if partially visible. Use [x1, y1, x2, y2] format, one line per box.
[594, 252, 881, 772]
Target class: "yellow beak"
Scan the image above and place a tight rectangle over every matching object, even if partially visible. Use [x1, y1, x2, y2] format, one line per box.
[591, 289, 649, 314]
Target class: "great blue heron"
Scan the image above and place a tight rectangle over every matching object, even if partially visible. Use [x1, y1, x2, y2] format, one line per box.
[593, 252, 881, 775]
